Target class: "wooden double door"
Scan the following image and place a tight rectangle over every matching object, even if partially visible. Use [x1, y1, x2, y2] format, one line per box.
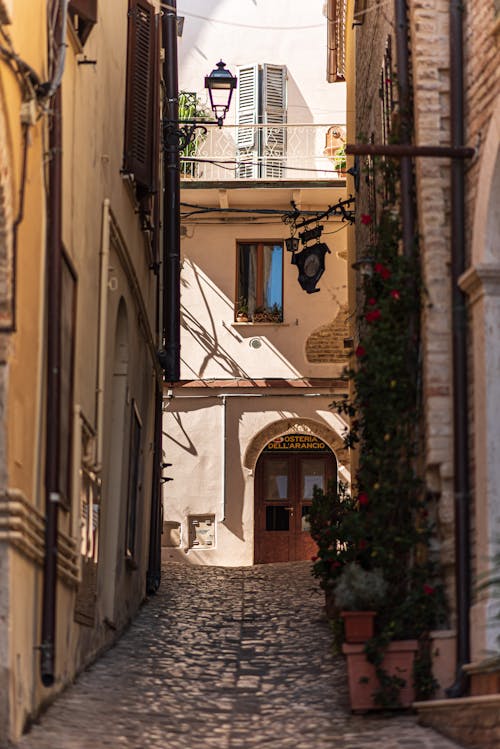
[254, 444, 336, 563]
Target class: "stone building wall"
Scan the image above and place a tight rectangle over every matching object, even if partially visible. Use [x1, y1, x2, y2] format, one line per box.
[409, 0, 456, 621]
[353, 0, 457, 620]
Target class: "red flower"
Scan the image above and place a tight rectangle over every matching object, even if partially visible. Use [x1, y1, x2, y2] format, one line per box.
[368, 297, 377, 306]
[423, 584, 436, 596]
[311, 555, 318, 562]
[361, 213, 372, 225]
[390, 289, 401, 300]
[355, 345, 366, 358]
[358, 539, 368, 550]
[358, 492, 369, 506]
[365, 309, 381, 323]
[374, 262, 391, 280]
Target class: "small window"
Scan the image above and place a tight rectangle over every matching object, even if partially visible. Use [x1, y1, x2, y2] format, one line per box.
[236, 241, 283, 323]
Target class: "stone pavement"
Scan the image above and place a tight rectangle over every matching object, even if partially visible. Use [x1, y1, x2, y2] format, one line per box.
[15, 562, 464, 749]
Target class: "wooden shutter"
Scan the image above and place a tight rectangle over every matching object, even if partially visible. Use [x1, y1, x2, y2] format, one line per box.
[262, 64, 286, 178]
[123, 0, 157, 192]
[236, 64, 259, 178]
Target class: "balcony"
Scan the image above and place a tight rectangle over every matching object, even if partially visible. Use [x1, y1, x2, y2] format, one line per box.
[180, 123, 346, 183]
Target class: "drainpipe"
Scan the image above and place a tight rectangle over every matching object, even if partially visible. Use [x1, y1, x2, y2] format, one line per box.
[447, 0, 471, 698]
[146, 384, 163, 594]
[220, 395, 227, 522]
[394, 0, 415, 257]
[94, 199, 110, 472]
[41, 0, 68, 688]
[162, 2, 181, 383]
[41, 80, 62, 688]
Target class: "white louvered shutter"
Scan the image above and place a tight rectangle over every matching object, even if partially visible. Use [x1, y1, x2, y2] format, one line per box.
[236, 64, 259, 178]
[262, 64, 287, 178]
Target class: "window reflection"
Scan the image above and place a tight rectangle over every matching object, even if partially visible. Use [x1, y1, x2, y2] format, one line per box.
[263, 459, 289, 500]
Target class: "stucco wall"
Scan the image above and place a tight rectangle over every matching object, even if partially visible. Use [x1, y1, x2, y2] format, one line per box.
[179, 218, 349, 382]
[162, 392, 350, 566]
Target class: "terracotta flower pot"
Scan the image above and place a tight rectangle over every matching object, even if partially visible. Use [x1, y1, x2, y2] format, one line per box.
[342, 639, 418, 712]
[341, 610, 376, 643]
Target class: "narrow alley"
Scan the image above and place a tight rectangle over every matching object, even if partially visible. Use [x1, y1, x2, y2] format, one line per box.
[15, 563, 462, 749]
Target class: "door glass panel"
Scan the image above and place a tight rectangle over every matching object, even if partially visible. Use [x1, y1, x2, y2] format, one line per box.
[301, 459, 325, 499]
[266, 506, 290, 531]
[301, 506, 311, 532]
[263, 459, 289, 500]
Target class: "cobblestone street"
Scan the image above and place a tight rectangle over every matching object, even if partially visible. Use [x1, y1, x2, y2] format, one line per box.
[15, 563, 463, 749]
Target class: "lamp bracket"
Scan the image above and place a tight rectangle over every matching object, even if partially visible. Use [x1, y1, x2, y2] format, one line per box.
[162, 119, 210, 150]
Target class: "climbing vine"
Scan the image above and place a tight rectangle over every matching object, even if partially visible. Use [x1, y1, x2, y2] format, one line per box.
[311, 159, 448, 705]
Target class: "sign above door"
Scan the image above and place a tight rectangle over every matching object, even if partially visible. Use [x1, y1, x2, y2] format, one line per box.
[263, 434, 331, 452]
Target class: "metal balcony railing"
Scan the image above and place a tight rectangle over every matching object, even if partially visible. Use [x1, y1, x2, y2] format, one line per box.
[180, 123, 346, 182]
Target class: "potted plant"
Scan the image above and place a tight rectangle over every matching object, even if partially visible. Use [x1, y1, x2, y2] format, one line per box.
[334, 563, 388, 643]
[235, 297, 249, 322]
[252, 303, 283, 323]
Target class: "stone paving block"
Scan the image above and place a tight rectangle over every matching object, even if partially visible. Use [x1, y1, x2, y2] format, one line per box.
[13, 562, 466, 749]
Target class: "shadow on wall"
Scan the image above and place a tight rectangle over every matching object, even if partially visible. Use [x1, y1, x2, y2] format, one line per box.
[179, 256, 347, 380]
[162, 411, 198, 456]
[181, 303, 252, 379]
[286, 69, 314, 125]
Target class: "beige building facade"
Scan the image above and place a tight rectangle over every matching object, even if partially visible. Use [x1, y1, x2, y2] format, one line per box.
[0, 1, 163, 743]
[162, 0, 352, 566]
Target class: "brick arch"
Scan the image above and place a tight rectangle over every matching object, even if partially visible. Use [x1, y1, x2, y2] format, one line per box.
[305, 304, 350, 364]
[0, 88, 14, 329]
[243, 417, 349, 472]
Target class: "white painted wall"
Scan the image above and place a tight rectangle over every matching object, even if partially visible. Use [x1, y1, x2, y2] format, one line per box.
[162, 394, 347, 566]
[178, 0, 345, 125]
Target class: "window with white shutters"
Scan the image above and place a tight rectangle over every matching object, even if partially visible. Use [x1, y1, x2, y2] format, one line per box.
[236, 63, 287, 179]
[236, 64, 259, 178]
[262, 64, 287, 178]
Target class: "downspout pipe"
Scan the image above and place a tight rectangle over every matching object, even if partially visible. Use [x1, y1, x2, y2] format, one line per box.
[220, 395, 227, 522]
[162, 3, 181, 383]
[394, 0, 415, 257]
[95, 199, 110, 472]
[41, 81, 62, 688]
[146, 385, 163, 594]
[447, 0, 471, 698]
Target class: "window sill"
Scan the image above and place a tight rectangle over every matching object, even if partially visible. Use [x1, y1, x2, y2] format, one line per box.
[231, 322, 290, 327]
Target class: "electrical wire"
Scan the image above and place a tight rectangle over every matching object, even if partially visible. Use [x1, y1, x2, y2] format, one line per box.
[181, 158, 346, 177]
[45, 0, 69, 98]
[174, 7, 324, 31]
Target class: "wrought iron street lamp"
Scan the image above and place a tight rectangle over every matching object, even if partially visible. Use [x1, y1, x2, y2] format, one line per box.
[204, 60, 237, 128]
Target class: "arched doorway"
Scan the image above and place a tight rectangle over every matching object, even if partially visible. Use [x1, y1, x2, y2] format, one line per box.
[254, 434, 337, 563]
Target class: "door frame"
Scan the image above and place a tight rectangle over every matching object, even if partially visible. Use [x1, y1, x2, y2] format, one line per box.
[254, 438, 337, 563]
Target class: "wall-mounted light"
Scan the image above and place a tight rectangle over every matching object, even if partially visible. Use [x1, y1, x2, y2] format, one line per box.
[285, 236, 300, 253]
[352, 256, 375, 277]
[204, 60, 237, 128]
